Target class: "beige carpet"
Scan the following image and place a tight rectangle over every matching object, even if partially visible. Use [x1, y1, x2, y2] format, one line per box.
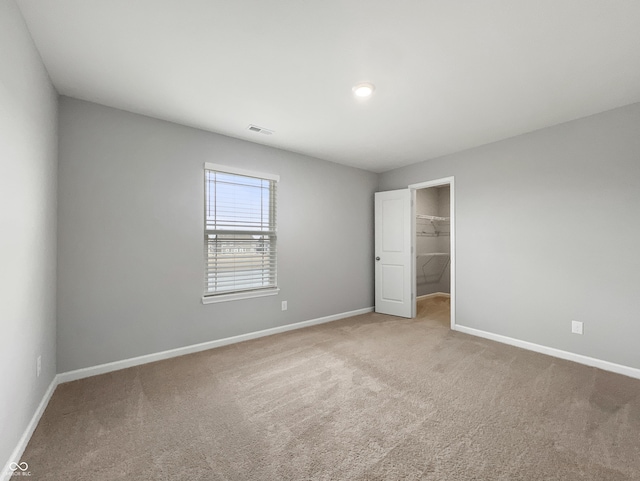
[21, 297, 640, 480]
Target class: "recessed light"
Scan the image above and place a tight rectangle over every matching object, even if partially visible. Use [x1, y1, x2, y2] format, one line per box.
[352, 82, 375, 98]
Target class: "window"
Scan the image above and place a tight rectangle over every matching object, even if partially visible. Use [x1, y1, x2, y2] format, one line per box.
[203, 163, 279, 303]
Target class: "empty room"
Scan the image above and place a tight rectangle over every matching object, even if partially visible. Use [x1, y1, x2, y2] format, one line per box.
[2, 0, 640, 479]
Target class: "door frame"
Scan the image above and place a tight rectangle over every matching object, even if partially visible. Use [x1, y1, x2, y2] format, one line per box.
[408, 176, 456, 330]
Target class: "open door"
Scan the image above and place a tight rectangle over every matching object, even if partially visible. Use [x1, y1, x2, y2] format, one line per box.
[375, 189, 414, 318]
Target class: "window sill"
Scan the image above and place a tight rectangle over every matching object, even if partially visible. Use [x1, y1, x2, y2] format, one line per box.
[202, 288, 280, 305]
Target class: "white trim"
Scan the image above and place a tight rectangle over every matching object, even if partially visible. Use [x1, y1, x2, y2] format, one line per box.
[202, 288, 279, 304]
[409, 176, 456, 331]
[411, 189, 417, 318]
[58, 307, 374, 384]
[1, 377, 58, 481]
[455, 325, 640, 380]
[408, 177, 454, 190]
[417, 292, 451, 300]
[3, 306, 373, 477]
[6, 311, 640, 478]
[204, 162, 280, 182]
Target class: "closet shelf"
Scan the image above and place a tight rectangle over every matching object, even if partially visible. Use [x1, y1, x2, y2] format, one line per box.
[417, 252, 451, 283]
[416, 214, 450, 222]
[416, 214, 450, 237]
[417, 232, 449, 237]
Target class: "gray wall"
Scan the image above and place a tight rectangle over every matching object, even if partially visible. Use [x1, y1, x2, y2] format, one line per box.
[380, 103, 640, 370]
[0, 0, 58, 469]
[57, 97, 378, 372]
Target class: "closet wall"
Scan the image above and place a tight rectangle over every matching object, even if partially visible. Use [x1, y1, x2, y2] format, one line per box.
[416, 186, 450, 296]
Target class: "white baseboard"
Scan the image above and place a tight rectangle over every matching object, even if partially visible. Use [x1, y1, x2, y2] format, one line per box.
[3, 306, 374, 478]
[58, 307, 374, 384]
[1, 377, 58, 481]
[417, 292, 450, 300]
[15, 308, 637, 481]
[455, 325, 640, 381]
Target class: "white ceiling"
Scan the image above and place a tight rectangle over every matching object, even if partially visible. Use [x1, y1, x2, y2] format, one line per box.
[16, 0, 640, 173]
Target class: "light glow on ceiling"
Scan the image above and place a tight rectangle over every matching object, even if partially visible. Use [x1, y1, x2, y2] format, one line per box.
[353, 82, 375, 98]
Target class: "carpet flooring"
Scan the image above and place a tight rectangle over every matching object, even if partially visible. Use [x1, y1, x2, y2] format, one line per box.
[21, 297, 640, 480]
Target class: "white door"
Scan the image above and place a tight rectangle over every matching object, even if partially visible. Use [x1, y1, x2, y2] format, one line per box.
[375, 189, 413, 318]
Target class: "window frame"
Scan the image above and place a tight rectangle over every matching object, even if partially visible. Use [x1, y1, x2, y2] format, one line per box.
[201, 162, 280, 304]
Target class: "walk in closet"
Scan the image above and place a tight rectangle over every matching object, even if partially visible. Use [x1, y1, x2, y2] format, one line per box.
[415, 186, 450, 297]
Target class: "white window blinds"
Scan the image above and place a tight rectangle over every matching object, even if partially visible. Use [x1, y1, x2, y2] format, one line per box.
[204, 164, 278, 297]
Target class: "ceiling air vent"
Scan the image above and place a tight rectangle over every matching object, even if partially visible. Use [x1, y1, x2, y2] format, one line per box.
[247, 124, 274, 135]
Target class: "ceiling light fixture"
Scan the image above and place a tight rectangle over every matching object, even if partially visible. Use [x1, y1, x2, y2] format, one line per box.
[352, 82, 375, 98]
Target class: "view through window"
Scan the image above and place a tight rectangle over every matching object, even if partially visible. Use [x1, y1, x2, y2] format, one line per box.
[204, 164, 278, 298]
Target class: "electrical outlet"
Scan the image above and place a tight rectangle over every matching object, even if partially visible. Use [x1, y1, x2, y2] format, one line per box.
[36, 355, 41, 377]
[281, 301, 287, 311]
[571, 320, 583, 335]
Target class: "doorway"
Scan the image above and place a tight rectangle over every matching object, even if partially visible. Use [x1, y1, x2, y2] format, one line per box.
[410, 177, 455, 329]
[373, 179, 455, 326]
